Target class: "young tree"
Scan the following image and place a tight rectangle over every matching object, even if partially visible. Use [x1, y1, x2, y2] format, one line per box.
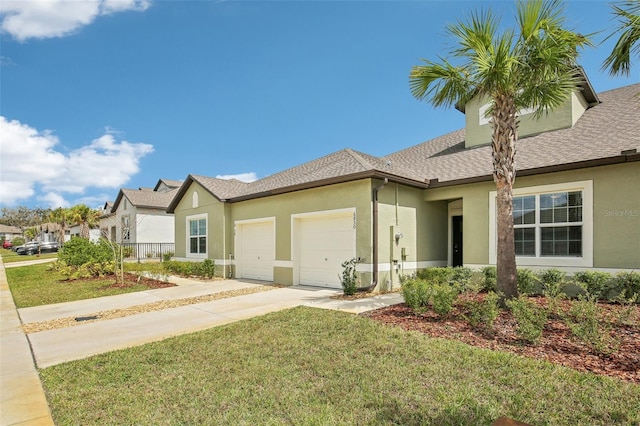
[602, 0, 640, 76]
[409, 0, 590, 301]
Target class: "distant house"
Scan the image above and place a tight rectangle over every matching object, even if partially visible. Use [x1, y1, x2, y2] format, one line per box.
[106, 179, 182, 256]
[167, 78, 639, 290]
[0, 224, 22, 242]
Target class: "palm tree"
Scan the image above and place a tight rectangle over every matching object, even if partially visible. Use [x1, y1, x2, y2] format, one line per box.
[409, 0, 590, 301]
[69, 205, 101, 240]
[48, 207, 70, 244]
[602, 0, 640, 76]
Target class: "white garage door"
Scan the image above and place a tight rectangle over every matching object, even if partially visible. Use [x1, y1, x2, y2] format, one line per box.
[236, 221, 274, 281]
[298, 213, 356, 288]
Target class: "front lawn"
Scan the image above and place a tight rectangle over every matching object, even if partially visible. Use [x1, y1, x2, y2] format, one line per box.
[41, 307, 639, 425]
[0, 248, 58, 263]
[5, 263, 173, 308]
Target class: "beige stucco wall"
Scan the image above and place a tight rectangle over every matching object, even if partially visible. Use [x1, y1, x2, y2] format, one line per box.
[172, 181, 227, 262]
[423, 162, 640, 270]
[464, 91, 587, 148]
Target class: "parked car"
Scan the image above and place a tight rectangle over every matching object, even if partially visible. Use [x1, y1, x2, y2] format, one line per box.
[16, 241, 59, 255]
[2, 240, 13, 249]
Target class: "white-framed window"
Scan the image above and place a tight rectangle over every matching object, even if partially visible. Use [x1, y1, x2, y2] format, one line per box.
[187, 214, 207, 257]
[192, 191, 199, 208]
[489, 180, 593, 267]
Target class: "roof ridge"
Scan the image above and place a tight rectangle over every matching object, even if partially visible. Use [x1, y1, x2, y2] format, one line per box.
[344, 148, 376, 171]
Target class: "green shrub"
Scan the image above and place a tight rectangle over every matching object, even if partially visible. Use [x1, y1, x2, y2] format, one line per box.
[612, 271, 640, 300]
[162, 252, 174, 262]
[481, 266, 497, 292]
[58, 237, 112, 267]
[465, 291, 500, 332]
[565, 297, 618, 355]
[199, 259, 217, 279]
[573, 271, 614, 300]
[516, 268, 540, 295]
[11, 237, 25, 247]
[450, 267, 474, 291]
[507, 296, 548, 344]
[340, 258, 360, 295]
[538, 269, 566, 296]
[401, 278, 430, 312]
[431, 284, 458, 317]
[416, 267, 453, 285]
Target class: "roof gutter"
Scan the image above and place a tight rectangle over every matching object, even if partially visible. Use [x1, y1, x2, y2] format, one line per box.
[358, 178, 388, 293]
[227, 171, 427, 204]
[427, 151, 640, 189]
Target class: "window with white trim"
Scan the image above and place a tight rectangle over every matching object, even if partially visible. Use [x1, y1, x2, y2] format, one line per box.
[489, 180, 593, 268]
[513, 191, 583, 257]
[188, 217, 207, 255]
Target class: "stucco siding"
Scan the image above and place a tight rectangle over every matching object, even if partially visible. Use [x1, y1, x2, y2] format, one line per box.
[423, 162, 640, 270]
[135, 210, 174, 243]
[173, 181, 225, 259]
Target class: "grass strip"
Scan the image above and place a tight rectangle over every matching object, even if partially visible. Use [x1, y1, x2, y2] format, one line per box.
[41, 307, 640, 425]
[5, 263, 174, 308]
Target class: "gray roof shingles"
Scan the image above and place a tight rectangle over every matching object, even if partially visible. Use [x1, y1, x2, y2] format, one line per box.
[180, 83, 638, 204]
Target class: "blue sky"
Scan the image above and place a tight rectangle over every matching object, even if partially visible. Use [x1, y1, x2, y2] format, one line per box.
[0, 0, 637, 209]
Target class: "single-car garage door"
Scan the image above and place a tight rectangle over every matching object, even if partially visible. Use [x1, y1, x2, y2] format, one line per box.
[236, 220, 275, 281]
[298, 213, 356, 288]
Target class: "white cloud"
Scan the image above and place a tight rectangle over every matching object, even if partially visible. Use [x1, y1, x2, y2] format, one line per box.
[215, 172, 258, 183]
[38, 192, 70, 209]
[0, 0, 150, 42]
[0, 116, 154, 207]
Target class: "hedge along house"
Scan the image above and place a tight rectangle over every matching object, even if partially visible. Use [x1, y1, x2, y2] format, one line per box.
[168, 81, 639, 290]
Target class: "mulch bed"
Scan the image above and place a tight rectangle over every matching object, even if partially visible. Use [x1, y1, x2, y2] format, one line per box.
[63, 273, 176, 289]
[363, 293, 640, 383]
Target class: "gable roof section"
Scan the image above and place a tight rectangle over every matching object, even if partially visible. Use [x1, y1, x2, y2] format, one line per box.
[153, 178, 183, 191]
[111, 187, 179, 212]
[387, 83, 639, 186]
[0, 224, 22, 234]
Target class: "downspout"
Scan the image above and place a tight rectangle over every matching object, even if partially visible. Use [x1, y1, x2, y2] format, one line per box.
[358, 178, 388, 292]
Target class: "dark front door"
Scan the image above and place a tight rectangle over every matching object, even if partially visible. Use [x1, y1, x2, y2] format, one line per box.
[452, 215, 463, 267]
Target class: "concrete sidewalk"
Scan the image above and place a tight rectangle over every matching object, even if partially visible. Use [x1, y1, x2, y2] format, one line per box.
[1, 261, 403, 426]
[1, 260, 54, 426]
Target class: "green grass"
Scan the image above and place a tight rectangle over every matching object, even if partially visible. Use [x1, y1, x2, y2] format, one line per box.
[0, 248, 58, 263]
[5, 263, 167, 308]
[40, 307, 639, 425]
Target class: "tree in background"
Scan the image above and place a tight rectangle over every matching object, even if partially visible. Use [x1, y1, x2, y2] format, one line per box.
[409, 0, 591, 302]
[68, 205, 101, 240]
[0, 206, 52, 228]
[48, 207, 71, 244]
[602, 0, 640, 76]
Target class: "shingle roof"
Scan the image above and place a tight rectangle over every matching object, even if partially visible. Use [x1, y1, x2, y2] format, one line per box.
[112, 187, 179, 212]
[172, 83, 638, 207]
[154, 179, 183, 191]
[386, 83, 640, 184]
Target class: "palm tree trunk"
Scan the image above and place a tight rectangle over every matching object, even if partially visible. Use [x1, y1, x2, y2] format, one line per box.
[492, 93, 519, 302]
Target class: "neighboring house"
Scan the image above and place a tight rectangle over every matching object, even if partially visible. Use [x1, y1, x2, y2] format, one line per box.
[167, 79, 639, 290]
[99, 201, 117, 241]
[68, 224, 101, 242]
[109, 179, 182, 247]
[0, 224, 23, 242]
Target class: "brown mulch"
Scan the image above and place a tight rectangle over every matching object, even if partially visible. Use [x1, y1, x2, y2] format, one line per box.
[98, 272, 177, 289]
[363, 293, 640, 383]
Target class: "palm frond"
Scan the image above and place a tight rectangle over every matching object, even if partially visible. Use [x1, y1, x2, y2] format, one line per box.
[409, 60, 473, 108]
[602, 0, 640, 76]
